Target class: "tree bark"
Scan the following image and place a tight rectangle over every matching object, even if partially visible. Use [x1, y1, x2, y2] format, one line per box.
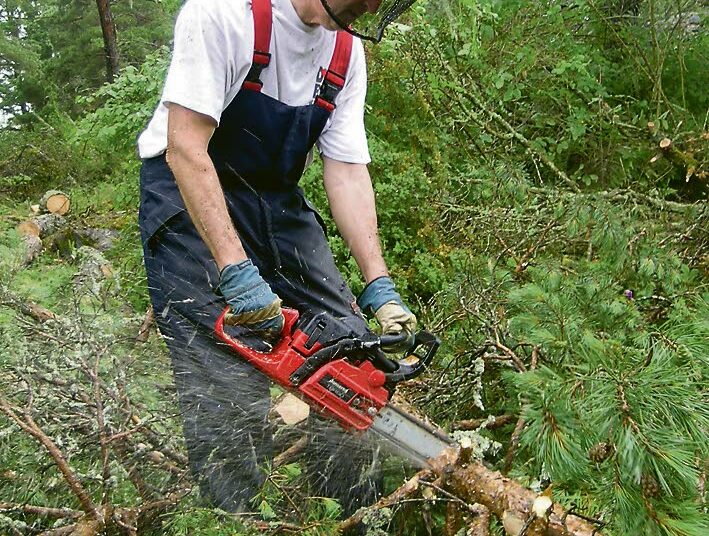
[431, 451, 602, 536]
[95, 0, 119, 82]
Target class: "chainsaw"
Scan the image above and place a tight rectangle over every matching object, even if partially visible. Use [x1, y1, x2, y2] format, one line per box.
[215, 307, 457, 466]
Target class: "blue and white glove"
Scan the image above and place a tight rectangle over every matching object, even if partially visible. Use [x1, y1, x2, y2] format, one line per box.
[358, 276, 417, 347]
[219, 260, 284, 343]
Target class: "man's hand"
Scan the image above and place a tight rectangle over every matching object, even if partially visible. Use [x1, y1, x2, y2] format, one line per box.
[219, 260, 284, 343]
[358, 276, 417, 347]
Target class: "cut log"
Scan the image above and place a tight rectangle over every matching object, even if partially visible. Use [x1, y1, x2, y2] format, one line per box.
[39, 190, 71, 216]
[17, 214, 66, 238]
[430, 451, 602, 536]
[21, 234, 43, 266]
[273, 393, 310, 425]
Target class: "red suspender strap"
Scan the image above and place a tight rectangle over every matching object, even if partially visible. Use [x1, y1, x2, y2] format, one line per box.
[315, 31, 354, 112]
[242, 0, 272, 92]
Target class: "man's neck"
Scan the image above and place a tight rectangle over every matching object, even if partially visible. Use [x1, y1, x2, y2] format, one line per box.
[290, 0, 325, 26]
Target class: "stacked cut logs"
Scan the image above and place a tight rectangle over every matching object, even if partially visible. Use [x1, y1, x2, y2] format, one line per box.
[16, 190, 72, 266]
[15, 190, 118, 267]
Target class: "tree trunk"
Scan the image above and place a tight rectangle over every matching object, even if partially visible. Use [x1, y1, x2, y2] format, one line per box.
[95, 0, 119, 82]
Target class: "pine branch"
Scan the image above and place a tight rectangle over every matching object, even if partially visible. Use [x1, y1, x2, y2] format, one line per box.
[0, 396, 103, 523]
[337, 469, 434, 533]
[0, 503, 82, 519]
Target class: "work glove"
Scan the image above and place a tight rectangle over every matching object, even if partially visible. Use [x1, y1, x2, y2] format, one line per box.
[219, 259, 284, 344]
[357, 276, 417, 349]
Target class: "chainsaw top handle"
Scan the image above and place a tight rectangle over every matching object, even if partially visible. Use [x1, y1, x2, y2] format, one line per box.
[376, 330, 440, 384]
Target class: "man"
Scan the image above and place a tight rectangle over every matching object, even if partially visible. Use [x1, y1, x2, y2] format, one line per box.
[137, 0, 416, 515]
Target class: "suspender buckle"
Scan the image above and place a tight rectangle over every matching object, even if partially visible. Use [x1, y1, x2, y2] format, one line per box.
[318, 70, 345, 105]
[244, 51, 272, 89]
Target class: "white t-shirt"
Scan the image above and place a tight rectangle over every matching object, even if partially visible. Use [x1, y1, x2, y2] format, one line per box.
[137, 0, 371, 164]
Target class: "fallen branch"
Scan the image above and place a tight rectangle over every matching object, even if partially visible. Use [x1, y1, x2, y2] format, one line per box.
[135, 306, 154, 343]
[0, 290, 57, 323]
[273, 435, 308, 468]
[337, 469, 434, 533]
[0, 503, 82, 519]
[37, 526, 78, 536]
[0, 396, 102, 524]
[452, 414, 515, 431]
[503, 415, 527, 473]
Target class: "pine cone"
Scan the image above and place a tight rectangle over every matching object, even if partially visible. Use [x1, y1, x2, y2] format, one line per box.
[641, 474, 661, 498]
[588, 442, 612, 463]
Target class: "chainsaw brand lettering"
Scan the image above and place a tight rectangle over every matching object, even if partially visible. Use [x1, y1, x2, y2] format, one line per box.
[319, 374, 355, 402]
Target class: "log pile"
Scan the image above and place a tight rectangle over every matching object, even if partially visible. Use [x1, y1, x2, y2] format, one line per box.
[15, 190, 118, 267]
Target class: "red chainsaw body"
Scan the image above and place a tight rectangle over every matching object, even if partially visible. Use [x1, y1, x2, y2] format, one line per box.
[215, 307, 389, 432]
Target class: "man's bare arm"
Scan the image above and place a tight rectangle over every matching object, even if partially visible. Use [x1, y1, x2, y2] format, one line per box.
[322, 157, 388, 284]
[166, 103, 247, 270]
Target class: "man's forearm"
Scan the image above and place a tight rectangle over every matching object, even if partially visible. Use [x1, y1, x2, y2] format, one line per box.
[166, 148, 248, 270]
[323, 157, 388, 284]
[166, 103, 248, 271]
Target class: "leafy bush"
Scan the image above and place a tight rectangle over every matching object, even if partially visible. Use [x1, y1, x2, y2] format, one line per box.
[74, 47, 170, 158]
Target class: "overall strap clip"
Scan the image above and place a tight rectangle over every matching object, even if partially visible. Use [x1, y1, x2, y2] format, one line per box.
[243, 0, 272, 92]
[315, 31, 354, 112]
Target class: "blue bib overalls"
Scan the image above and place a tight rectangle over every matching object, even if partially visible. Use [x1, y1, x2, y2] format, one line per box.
[138, 0, 381, 515]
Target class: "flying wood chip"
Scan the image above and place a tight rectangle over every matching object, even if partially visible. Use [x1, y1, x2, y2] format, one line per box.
[273, 393, 310, 425]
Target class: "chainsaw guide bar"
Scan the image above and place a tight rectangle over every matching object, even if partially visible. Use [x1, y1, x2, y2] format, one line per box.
[369, 404, 457, 467]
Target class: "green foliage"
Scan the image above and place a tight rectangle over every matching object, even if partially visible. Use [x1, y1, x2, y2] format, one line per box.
[163, 507, 259, 536]
[370, 0, 708, 192]
[74, 47, 170, 157]
[244, 461, 345, 535]
[0, 112, 92, 197]
[0, 0, 178, 117]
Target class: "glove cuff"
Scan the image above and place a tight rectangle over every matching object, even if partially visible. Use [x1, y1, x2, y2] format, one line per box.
[219, 259, 271, 306]
[219, 258, 253, 278]
[358, 276, 402, 314]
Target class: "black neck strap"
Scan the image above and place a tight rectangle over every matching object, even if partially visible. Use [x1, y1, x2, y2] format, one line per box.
[318, 0, 385, 43]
